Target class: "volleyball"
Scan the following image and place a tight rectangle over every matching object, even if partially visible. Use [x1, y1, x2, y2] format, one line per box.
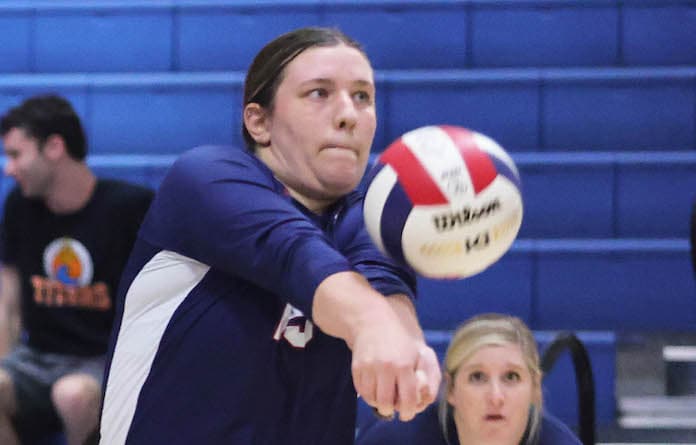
[363, 125, 523, 279]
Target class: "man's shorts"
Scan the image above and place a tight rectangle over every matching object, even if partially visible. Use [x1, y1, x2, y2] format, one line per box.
[1, 343, 106, 434]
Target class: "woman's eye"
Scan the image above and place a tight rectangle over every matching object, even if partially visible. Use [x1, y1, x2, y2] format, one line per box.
[308, 88, 328, 99]
[468, 371, 486, 383]
[353, 91, 372, 103]
[504, 371, 521, 382]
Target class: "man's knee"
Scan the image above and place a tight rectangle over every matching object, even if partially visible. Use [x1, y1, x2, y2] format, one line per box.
[0, 369, 17, 416]
[51, 374, 101, 420]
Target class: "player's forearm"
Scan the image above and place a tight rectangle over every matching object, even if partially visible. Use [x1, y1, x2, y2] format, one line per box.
[384, 293, 424, 342]
[312, 271, 399, 347]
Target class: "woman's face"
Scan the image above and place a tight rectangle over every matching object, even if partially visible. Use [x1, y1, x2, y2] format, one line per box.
[447, 343, 535, 445]
[253, 43, 376, 212]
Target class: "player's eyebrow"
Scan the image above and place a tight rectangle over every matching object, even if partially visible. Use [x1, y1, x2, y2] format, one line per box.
[300, 78, 374, 88]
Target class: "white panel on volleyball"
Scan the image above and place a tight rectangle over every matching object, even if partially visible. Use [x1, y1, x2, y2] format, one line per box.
[396, 126, 523, 279]
[363, 164, 398, 253]
[401, 126, 471, 203]
[472, 132, 519, 176]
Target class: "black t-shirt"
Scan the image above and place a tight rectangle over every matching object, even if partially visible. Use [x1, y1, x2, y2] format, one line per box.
[0, 178, 153, 356]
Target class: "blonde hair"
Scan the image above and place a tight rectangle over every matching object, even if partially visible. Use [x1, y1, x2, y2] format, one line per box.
[438, 313, 543, 444]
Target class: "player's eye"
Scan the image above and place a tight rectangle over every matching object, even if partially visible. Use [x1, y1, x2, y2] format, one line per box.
[504, 371, 521, 382]
[468, 371, 487, 383]
[353, 90, 372, 104]
[308, 88, 329, 99]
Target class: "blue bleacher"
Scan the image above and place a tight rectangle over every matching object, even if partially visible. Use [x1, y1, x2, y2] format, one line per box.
[2, 151, 694, 239]
[623, 0, 696, 66]
[0, 0, 694, 443]
[517, 152, 696, 238]
[1, 1, 694, 73]
[0, 67, 693, 155]
[417, 239, 696, 331]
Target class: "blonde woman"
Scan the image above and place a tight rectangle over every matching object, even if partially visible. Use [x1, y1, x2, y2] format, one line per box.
[357, 313, 581, 445]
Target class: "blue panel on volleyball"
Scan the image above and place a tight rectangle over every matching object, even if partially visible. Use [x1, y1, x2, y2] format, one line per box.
[617, 160, 696, 237]
[543, 75, 695, 151]
[533, 241, 696, 330]
[623, 4, 696, 65]
[518, 163, 614, 238]
[471, 4, 617, 67]
[34, 9, 172, 72]
[385, 77, 539, 152]
[177, 5, 320, 71]
[323, 5, 467, 69]
[377, 180, 411, 268]
[0, 12, 31, 73]
[89, 87, 240, 154]
[415, 251, 533, 330]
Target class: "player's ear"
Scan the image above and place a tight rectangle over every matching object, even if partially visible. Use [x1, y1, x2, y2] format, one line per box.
[244, 103, 271, 147]
[42, 134, 67, 161]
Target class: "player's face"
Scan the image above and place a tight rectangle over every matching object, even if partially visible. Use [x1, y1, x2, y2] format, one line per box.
[447, 343, 534, 445]
[2, 127, 53, 198]
[262, 44, 376, 212]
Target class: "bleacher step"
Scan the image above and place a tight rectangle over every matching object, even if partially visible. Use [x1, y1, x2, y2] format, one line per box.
[619, 395, 696, 429]
[620, 395, 696, 414]
[664, 346, 696, 396]
[619, 416, 696, 429]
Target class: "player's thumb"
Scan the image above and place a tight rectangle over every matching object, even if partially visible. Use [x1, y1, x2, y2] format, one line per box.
[415, 346, 441, 408]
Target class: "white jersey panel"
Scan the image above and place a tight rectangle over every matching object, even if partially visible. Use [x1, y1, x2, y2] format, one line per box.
[99, 250, 210, 445]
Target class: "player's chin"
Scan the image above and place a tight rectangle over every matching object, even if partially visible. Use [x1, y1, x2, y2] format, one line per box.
[320, 169, 363, 195]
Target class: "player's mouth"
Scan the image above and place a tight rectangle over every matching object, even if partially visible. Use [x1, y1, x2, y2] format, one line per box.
[484, 414, 505, 422]
[322, 145, 358, 159]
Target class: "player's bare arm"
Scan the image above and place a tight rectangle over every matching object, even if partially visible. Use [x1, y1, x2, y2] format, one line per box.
[312, 271, 439, 421]
[383, 293, 441, 414]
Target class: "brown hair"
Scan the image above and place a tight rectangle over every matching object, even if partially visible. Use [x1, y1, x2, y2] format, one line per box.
[241, 27, 366, 151]
[1, 94, 87, 160]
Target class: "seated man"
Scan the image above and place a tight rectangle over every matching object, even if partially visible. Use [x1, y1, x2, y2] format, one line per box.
[0, 95, 153, 445]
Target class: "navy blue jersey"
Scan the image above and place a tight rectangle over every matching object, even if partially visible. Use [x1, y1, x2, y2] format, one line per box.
[356, 402, 582, 445]
[99, 146, 416, 445]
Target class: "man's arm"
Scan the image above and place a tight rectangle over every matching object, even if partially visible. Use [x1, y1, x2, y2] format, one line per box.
[0, 266, 21, 357]
[312, 271, 440, 422]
